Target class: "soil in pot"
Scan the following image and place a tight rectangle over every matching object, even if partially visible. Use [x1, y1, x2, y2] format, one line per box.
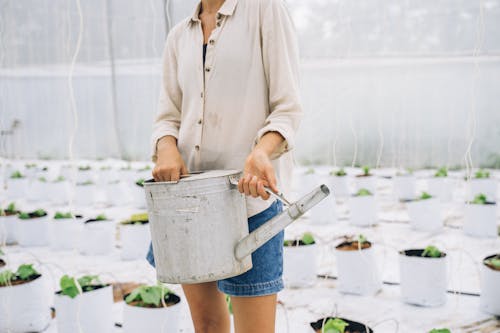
[336, 240, 371, 251]
[401, 249, 446, 258]
[124, 292, 180, 308]
[310, 317, 373, 333]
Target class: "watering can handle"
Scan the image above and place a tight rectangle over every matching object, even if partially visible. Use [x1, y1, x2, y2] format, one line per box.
[227, 174, 292, 206]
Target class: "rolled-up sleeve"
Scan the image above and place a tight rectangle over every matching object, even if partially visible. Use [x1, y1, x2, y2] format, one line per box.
[151, 33, 182, 162]
[255, 0, 303, 159]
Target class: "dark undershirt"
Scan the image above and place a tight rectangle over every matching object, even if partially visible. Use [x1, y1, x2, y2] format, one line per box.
[203, 44, 207, 66]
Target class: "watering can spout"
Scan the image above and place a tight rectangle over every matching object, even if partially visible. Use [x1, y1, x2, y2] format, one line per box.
[234, 185, 330, 261]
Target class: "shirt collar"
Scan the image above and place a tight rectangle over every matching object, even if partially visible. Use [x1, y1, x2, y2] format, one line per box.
[189, 0, 238, 24]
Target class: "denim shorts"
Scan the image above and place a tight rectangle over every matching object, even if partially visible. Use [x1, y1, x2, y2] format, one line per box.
[146, 200, 284, 297]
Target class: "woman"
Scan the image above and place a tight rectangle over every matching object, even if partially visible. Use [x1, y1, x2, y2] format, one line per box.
[149, 0, 302, 331]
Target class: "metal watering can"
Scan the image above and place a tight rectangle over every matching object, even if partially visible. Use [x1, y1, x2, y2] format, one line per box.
[144, 170, 330, 284]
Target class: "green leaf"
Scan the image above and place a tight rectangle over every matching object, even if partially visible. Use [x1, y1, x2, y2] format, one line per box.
[18, 212, 31, 219]
[422, 245, 442, 258]
[95, 214, 108, 221]
[362, 165, 371, 176]
[301, 232, 315, 245]
[434, 167, 448, 178]
[471, 194, 488, 205]
[16, 264, 39, 280]
[77, 275, 99, 288]
[78, 165, 91, 171]
[323, 318, 349, 333]
[0, 270, 15, 286]
[330, 168, 346, 177]
[355, 188, 372, 196]
[54, 212, 73, 219]
[139, 286, 162, 306]
[420, 192, 432, 200]
[60, 275, 80, 298]
[225, 295, 233, 314]
[358, 234, 367, 244]
[429, 329, 451, 333]
[475, 169, 490, 179]
[125, 288, 142, 304]
[10, 171, 24, 179]
[6, 202, 16, 212]
[130, 213, 148, 223]
[135, 178, 145, 187]
[484, 257, 500, 269]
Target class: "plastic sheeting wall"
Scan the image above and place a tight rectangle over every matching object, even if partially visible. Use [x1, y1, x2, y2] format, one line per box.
[1, 0, 499, 168]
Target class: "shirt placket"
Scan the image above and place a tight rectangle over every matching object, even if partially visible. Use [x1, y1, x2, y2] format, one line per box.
[195, 12, 225, 169]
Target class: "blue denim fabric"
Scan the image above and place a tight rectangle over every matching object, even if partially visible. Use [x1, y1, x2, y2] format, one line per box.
[146, 200, 284, 296]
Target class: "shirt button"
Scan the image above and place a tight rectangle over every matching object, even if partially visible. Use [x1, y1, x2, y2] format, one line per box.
[217, 13, 222, 20]
[200, 92, 204, 98]
[195, 145, 200, 151]
[216, 22, 221, 27]
[205, 67, 211, 72]
[198, 119, 202, 125]
[209, 39, 215, 45]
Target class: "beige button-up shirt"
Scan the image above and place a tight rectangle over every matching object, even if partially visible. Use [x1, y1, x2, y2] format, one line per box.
[151, 0, 302, 217]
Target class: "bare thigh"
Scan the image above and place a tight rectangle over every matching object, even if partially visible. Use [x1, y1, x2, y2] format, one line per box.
[182, 282, 230, 333]
[232, 294, 277, 333]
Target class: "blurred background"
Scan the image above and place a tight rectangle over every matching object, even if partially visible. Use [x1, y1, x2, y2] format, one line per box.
[1, 0, 499, 168]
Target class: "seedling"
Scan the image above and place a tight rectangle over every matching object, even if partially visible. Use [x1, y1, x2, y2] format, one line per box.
[18, 209, 47, 220]
[322, 318, 349, 333]
[54, 176, 66, 182]
[96, 214, 108, 221]
[135, 179, 145, 187]
[0, 202, 18, 216]
[422, 245, 443, 258]
[121, 213, 148, 225]
[330, 168, 347, 177]
[471, 194, 488, 205]
[358, 234, 367, 244]
[419, 192, 432, 200]
[0, 264, 40, 286]
[60, 275, 101, 298]
[362, 166, 371, 176]
[78, 166, 91, 171]
[77, 180, 94, 186]
[484, 255, 500, 270]
[38, 177, 47, 182]
[355, 188, 372, 197]
[429, 329, 451, 333]
[54, 212, 73, 219]
[10, 171, 24, 179]
[434, 167, 448, 178]
[125, 284, 175, 307]
[138, 165, 152, 171]
[301, 232, 315, 245]
[474, 169, 490, 179]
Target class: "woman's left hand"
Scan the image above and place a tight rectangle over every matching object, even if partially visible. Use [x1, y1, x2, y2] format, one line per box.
[238, 147, 278, 200]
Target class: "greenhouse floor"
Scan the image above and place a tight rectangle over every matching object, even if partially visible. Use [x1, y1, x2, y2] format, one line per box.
[1, 162, 499, 333]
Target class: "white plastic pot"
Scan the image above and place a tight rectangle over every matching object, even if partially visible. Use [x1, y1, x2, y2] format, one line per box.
[79, 221, 115, 256]
[407, 198, 442, 231]
[130, 184, 147, 208]
[17, 215, 50, 247]
[354, 176, 376, 194]
[122, 297, 181, 333]
[6, 178, 29, 200]
[105, 181, 132, 206]
[54, 284, 114, 333]
[399, 250, 447, 307]
[50, 217, 84, 251]
[0, 214, 18, 245]
[120, 223, 151, 261]
[335, 244, 381, 295]
[0, 275, 51, 333]
[310, 194, 336, 225]
[480, 255, 500, 315]
[349, 196, 377, 227]
[48, 181, 71, 205]
[467, 178, 497, 201]
[330, 176, 350, 198]
[394, 175, 416, 201]
[283, 243, 317, 288]
[463, 203, 497, 238]
[74, 184, 98, 207]
[427, 178, 452, 202]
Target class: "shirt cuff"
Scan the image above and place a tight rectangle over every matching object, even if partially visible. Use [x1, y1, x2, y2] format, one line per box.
[253, 125, 294, 160]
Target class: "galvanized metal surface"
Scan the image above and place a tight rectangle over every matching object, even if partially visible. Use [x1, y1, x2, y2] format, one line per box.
[144, 170, 330, 284]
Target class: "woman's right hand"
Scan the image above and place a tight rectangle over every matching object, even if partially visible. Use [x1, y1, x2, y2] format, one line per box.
[152, 136, 188, 182]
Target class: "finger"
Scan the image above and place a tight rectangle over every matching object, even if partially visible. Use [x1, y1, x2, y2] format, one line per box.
[264, 166, 279, 193]
[181, 164, 189, 176]
[158, 167, 171, 182]
[152, 168, 159, 182]
[249, 176, 259, 198]
[242, 174, 252, 196]
[257, 180, 270, 200]
[238, 178, 244, 193]
[170, 168, 181, 182]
